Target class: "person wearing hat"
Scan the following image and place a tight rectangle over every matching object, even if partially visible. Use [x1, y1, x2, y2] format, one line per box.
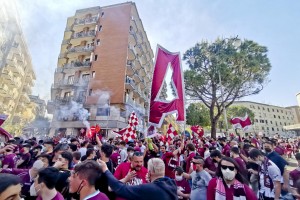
[182, 156, 212, 200]
[0, 160, 44, 199]
[17, 143, 32, 169]
[43, 140, 54, 156]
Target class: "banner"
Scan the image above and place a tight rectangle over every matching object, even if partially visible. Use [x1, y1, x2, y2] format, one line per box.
[149, 45, 185, 128]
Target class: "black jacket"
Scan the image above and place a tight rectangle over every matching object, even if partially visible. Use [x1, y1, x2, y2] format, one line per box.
[104, 170, 178, 200]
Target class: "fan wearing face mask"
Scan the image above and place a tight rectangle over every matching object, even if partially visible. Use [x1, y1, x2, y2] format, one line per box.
[174, 166, 191, 200]
[34, 167, 64, 200]
[207, 157, 257, 200]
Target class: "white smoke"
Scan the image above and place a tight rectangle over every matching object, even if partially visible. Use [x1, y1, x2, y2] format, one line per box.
[59, 101, 90, 129]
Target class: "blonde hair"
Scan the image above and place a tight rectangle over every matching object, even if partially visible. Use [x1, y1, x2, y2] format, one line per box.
[147, 158, 165, 177]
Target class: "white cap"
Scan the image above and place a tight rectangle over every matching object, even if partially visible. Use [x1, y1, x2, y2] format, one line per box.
[32, 160, 44, 170]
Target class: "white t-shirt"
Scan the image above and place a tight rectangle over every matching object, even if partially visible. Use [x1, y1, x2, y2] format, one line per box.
[259, 159, 281, 198]
[78, 147, 87, 157]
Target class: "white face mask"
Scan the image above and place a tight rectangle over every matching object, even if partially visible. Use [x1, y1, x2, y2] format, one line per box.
[175, 175, 183, 181]
[30, 184, 37, 196]
[129, 152, 134, 157]
[221, 168, 236, 181]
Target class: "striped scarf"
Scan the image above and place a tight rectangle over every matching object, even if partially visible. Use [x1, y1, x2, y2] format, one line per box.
[215, 178, 247, 200]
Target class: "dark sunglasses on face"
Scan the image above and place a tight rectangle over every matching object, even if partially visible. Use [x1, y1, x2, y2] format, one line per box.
[221, 165, 235, 171]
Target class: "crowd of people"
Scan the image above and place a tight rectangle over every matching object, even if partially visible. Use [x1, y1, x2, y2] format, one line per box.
[1, 132, 300, 200]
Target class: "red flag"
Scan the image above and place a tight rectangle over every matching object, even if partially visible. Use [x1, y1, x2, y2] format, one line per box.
[191, 125, 204, 137]
[167, 124, 178, 141]
[230, 114, 252, 131]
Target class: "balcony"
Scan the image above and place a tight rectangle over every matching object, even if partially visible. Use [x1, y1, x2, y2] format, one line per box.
[0, 83, 9, 94]
[16, 102, 25, 113]
[23, 84, 32, 94]
[21, 93, 30, 103]
[55, 96, 74, 105]
[62, 61, 91, 72]
[125, 76, 136, 90]
[127, 46, 135, 61]
[53, 79, 89, 89]
[129, 30, 137, 46]
[2, 69, 14, 82]
[74, 16, 98, 26]
[67, 46, 94, 54]
[71, 30, 96, 39]
[133, 73, 142, 83]
[126, 60, 135, 76]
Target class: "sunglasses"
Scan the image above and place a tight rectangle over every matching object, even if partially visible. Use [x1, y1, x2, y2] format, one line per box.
[221, 165, 235, 171]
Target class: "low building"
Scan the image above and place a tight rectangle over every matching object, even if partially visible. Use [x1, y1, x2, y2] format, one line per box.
[283, 93, 300, 135]
[233, 101, 300, 136]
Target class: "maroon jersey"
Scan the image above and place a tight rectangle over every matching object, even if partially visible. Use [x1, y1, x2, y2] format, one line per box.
[2, 153, 17, 168]
[110, 152, 121, 169]
[162, 152, 179, 179]
[290, 168, 300, 187]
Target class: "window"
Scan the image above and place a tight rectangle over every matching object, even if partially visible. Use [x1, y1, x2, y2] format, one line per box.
[278, 116, 280, 119]
[68, 75, 75, 84]
[270, 121, 272, 124]
[96, 107, 110, 116]
[89, 89, 92, 96]
[258, 106, 260, 110]
[272, 109, 274, 112]
[267, 108, 270, 112]
[255, 119, 258, 122]
[96, 39, 100, 46]
[277, 128, 279, 131]
[287, 117, 289, 120]
[101, 12, 104, 17]
[64, 92, 70, 98]
[92, 71, 95, 78]
[265, 120, 268, 124]
[94, 54, 98, 61]
[284, 122, 286, 126]
[277, 109, 279, 112]
[275, 122, 278, 126]
[263, 107, 265, 110]
[82, 74, 90, 82]
[283, 116, 285, 119]
[280, 122, 282, 125]
[262, 127, 264, 130]
[274, 115, 276, 118]
[281, 110, 283, 113]
[98, 25, 102, 32]
[272, 127, 274, 131]
[267, 127, 269, 130]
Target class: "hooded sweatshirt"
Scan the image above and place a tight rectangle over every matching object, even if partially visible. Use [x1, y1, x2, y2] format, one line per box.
[104, 170, 178, 200]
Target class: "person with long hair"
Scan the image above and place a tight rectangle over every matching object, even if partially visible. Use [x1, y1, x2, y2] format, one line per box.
[207, 157, 257, 200]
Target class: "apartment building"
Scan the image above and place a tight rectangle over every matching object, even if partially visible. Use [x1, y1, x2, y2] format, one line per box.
[47, 2, 162, 136]
[0, 0, 36, 134]
[233, 101, 300, 136]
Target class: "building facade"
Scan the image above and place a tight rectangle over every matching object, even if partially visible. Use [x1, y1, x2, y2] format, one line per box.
[47, 3, 158, 136]
[283, 92, 300, 135]
[0, 0, 36, 135]
[233, 101, 300, 136]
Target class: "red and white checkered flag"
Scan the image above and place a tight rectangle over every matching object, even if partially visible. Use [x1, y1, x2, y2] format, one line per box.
[128, 111, 139, 127]
[122, 125, 136, 143]
[167, 123, 178, 141]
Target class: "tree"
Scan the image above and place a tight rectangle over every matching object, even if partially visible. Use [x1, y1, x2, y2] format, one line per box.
[218, 105, 255, 131]
[186, 103, 210, 127]
[183, 37, 271, 138]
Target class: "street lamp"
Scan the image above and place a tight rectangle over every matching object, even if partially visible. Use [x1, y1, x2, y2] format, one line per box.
[189, 36, 241, 131]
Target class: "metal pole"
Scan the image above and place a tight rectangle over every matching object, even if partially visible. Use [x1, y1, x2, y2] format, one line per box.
[218, 70, 228, 131]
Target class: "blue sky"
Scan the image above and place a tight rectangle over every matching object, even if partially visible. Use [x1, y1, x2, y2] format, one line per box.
[17, 0, 300, 107]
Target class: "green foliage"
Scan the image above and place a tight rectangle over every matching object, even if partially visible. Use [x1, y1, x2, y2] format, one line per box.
[183, 37, 271, 137]
[186, 103, 211, 127]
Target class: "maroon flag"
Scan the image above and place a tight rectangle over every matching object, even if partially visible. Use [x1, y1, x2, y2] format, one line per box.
[149, 45, 185, 128]
[191, 125, 204, 137]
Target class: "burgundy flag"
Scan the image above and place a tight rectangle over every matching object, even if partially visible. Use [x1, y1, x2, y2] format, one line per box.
[0, 114, 8, 126]
[149, 45, 185, 128]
